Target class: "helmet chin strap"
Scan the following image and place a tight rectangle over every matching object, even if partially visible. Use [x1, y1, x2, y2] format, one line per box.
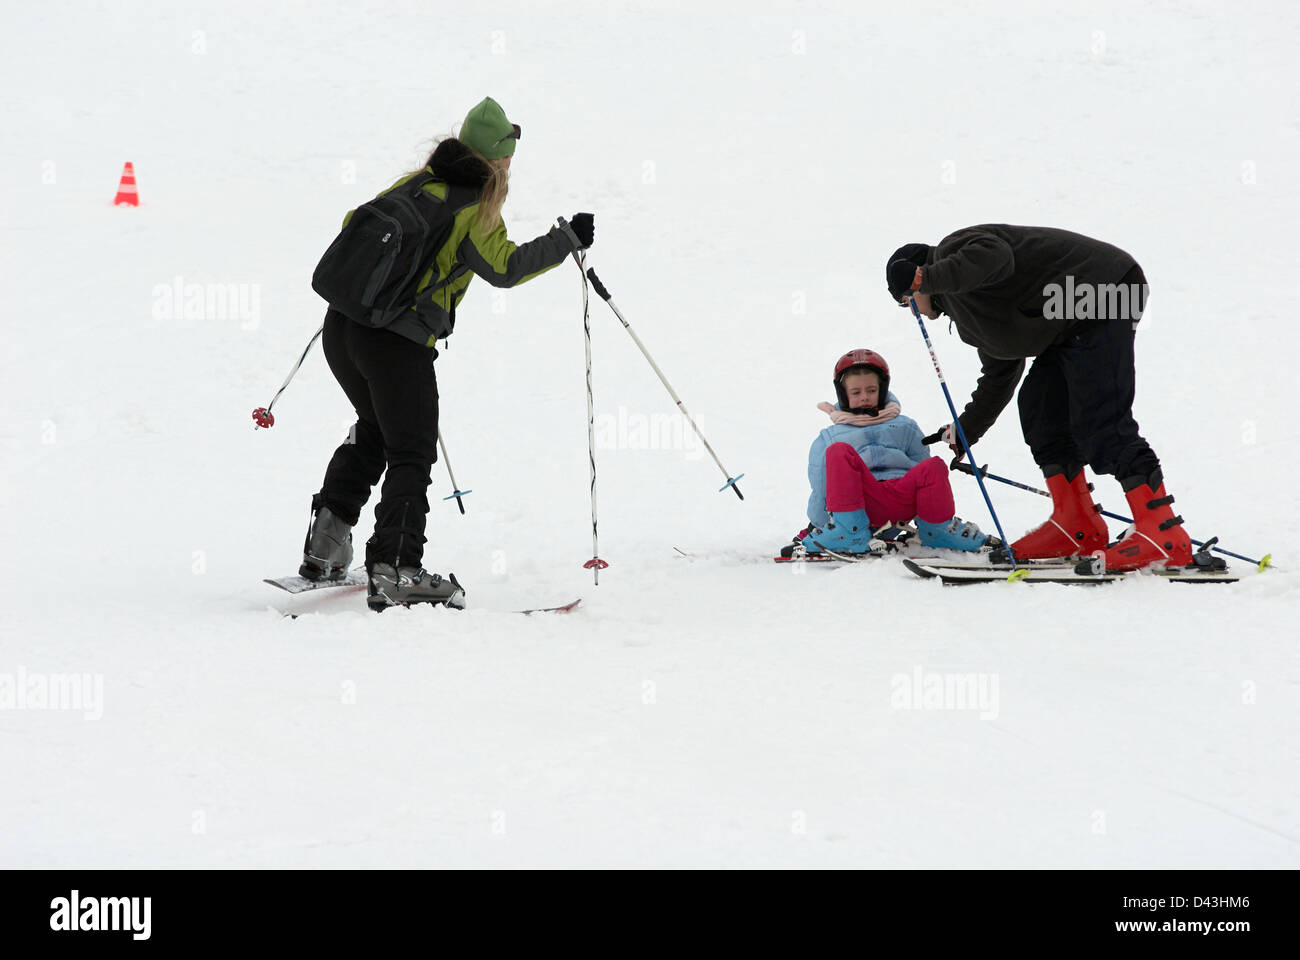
[847, 405, 879, 416]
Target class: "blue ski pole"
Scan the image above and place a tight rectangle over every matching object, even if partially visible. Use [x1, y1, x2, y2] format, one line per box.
[908, 297, 1016, 565]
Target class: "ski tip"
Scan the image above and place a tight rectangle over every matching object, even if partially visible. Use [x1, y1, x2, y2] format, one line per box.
[901, 558, 939, 579]
[520, 598, 582, 615]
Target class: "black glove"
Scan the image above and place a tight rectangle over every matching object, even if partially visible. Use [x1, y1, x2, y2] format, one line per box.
[887, 259, 921, 304]
[568, 212, 595, 250]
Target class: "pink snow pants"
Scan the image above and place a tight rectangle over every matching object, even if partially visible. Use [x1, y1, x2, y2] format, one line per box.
[823, 443, 955, 525]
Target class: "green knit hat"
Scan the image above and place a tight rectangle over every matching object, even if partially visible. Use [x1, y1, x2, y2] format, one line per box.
[460, 96, 519, 160]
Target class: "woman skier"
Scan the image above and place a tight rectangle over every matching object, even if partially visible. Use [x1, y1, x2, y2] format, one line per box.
[299, 96, 594, 610]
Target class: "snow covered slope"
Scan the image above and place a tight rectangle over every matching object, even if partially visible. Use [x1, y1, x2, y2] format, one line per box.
[2, 0, 1298, 867]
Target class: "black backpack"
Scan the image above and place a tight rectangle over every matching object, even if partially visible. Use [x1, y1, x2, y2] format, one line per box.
[311, 171, 468, 329]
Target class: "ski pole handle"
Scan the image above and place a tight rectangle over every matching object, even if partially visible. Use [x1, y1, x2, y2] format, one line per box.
[950, 460, 990, 479]
[923, 425, 958, 449]
[586, 268, 612, 302]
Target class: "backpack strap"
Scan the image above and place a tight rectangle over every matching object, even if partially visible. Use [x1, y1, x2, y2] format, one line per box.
[413, 181, 478, 304]
[405, 178, 481, 339]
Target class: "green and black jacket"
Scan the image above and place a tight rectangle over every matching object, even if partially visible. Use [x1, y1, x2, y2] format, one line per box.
[346, 138, 581, 347]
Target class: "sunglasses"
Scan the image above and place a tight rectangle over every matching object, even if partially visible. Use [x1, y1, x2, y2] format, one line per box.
[494, 123, 522, 146]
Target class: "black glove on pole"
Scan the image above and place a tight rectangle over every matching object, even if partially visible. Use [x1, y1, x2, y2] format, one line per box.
[568, 212, 595, 249]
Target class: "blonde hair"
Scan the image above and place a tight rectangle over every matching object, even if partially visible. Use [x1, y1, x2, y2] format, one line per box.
[472, 151, 510, 232]
[416, 138, 510, 233]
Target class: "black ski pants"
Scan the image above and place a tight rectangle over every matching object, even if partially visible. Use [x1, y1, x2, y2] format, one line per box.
[1017, 264, 1159, 484]
[317, 309, 439, 568]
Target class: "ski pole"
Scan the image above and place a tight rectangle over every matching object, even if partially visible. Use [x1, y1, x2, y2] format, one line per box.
[584, 267, 745, 500]
[949, 460, 1271, 570]
[569, 246, 608, 584]
[437, 430, 472, 514]
[907, 297, 1015, 564]
[252, 325, 323, 428]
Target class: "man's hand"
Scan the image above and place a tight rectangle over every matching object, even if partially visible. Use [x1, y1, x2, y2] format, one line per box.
[923, 423, 964, 459]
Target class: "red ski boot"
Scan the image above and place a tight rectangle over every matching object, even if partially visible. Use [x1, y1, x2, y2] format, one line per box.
[1009, 467, 1109, 559]
[1102, 470, 1193, 571]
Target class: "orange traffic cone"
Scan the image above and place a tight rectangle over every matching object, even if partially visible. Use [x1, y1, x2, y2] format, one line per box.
[113, 162, 139, 206]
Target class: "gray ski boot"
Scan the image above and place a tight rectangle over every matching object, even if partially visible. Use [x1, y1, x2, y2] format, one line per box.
[366, 565, 466, 612]
[299, 498, 355, 582]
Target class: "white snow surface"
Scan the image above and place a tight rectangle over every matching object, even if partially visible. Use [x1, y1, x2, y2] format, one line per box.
[3, 1, 1299, 868]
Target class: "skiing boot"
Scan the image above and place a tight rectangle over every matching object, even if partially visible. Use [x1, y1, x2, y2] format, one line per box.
[1009, 466, 1109, 559]
[367, 564, 466, 612]
[801, 508, 874, 555]
[779, 526, 814, 560]
[867, 521, 917, 555]
[300, 495, 354, 582]
[915, 516, 993, 552]
[1101, 468, 1193, 572]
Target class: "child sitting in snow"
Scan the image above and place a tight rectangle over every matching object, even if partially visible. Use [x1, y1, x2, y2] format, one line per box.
[786, 348, 995, 557]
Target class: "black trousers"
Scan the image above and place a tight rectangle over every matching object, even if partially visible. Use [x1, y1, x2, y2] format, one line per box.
[317, 309, 439, 568]
[1017, 265, 1159, 482]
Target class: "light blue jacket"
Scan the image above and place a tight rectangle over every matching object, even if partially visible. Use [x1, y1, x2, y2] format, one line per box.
[806, 392, 930, 526]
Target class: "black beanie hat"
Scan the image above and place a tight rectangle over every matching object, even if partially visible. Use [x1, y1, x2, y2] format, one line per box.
[889, 242, 931, 267]
[886, 242, 933, 304]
